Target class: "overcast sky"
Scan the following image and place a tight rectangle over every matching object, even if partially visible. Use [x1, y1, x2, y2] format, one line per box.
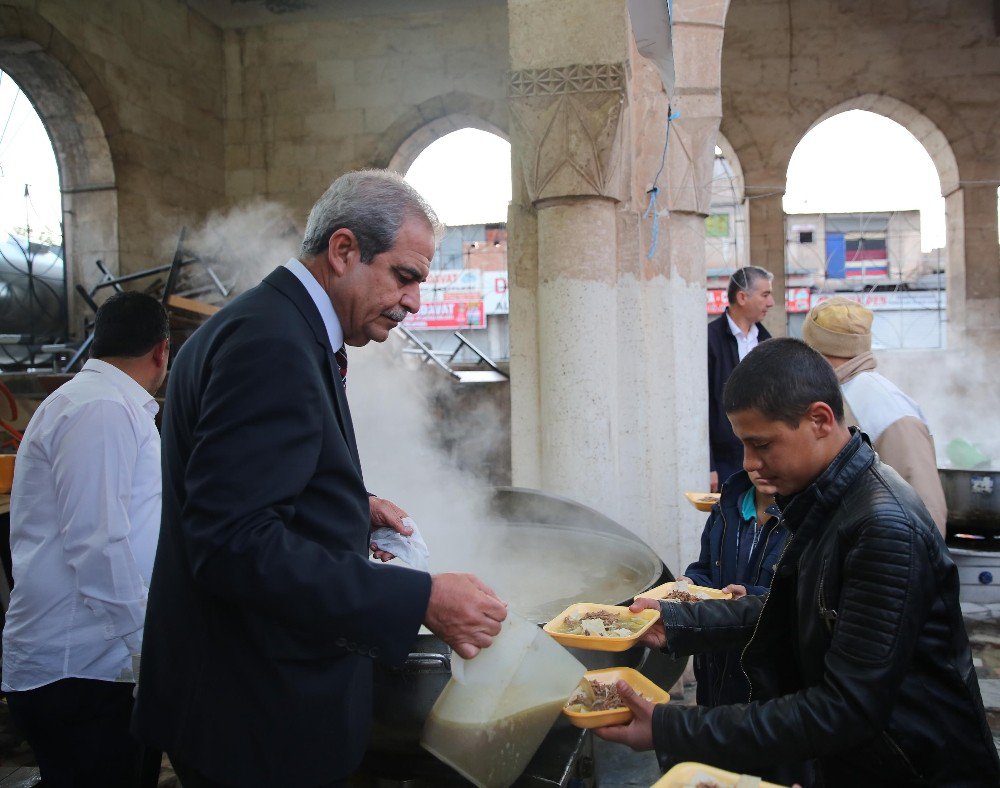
[0, 73, 61, 242]
[0, 69, 952, 253]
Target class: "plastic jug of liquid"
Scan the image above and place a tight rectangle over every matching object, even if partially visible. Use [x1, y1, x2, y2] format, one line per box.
[420, 610, 585, 788]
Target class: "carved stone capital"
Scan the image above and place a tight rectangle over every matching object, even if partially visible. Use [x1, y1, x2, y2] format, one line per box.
[508, 63, 628, 204]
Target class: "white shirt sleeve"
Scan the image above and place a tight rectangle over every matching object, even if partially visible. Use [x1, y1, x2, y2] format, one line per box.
[51, 399, 148, 651]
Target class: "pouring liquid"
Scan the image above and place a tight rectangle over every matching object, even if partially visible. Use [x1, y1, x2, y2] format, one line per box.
[421, 697, 567, 788]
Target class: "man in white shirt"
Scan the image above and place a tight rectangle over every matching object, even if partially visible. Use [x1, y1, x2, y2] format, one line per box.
[707, 266, 774, 491]
[3, 291, 169, 786]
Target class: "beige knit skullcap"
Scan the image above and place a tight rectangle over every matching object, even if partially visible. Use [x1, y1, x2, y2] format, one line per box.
[801, 296, 873, 358]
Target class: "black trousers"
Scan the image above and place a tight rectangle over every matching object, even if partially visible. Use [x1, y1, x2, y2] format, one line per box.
[171, 756, 347, 788]
[6, 677, 159, 787]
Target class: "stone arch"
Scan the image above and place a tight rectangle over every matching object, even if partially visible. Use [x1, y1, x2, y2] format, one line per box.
[370, 91, 508, 173]
[387, 114, 509, 176]
[0, 4, 120, 337]
[706, 131, 749, 271]
[714, 131, 745, 202]
[806, 94, 959, 197]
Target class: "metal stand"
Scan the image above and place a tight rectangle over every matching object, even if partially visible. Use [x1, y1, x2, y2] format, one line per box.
[62, 229, 230, 371]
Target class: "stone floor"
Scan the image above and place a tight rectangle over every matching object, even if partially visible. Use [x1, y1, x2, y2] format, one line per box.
[0, 606, 998, 787]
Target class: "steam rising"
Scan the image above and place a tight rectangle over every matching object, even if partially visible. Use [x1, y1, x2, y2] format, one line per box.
[181, 201, 300, 295]
[169, 202, 660, 619]
[879, 338, 1000, 468]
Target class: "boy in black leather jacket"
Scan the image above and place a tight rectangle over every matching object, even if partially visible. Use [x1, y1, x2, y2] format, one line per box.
[596, 338, 999, 786]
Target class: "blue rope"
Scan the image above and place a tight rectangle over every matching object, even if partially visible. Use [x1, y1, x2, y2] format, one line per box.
[644, 107, 680, 259]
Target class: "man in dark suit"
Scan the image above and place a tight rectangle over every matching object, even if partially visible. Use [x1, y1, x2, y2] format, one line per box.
[707, 266, 773, 491]
[133, 170, 507, 787]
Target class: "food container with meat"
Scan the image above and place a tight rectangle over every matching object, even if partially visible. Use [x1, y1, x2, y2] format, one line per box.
[561, 667, 670, 729]
[542, 603, 660, 652]
[636, 580, 732, 603]
[685, 491, 721, 512]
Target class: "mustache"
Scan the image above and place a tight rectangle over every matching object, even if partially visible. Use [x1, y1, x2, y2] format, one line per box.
[382, 307, 407, 322]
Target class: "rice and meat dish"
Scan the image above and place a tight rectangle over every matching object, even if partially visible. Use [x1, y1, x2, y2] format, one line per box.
[554, 609, 648, 638]
[565, 679, 625, 713]
[663, 589, 708, 603]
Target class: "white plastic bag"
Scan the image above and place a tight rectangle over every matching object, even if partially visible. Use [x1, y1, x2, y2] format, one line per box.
[370, 516, 430, 572]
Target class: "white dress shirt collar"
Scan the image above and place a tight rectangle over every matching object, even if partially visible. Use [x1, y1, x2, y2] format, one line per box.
[726, 309, 760, 362]
[726, 310, 759, 343]
[284, 258, 344, 353]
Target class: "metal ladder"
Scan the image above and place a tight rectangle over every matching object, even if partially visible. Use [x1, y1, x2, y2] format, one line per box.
[398, 326, 508, 383]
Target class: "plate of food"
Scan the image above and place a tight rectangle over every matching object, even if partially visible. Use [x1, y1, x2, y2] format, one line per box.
[685, 491, 721, 512]
[562, 667, 670, 729]
[542, 603, 660, 652]
[652, 761, 785, 787]
[636, 581, 732, 603]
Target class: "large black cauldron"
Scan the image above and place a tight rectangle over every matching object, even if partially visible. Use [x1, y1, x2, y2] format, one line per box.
[369, 487, 676, 752]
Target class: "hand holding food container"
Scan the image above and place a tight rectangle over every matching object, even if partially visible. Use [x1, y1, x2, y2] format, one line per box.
[540, 600, 668, 753]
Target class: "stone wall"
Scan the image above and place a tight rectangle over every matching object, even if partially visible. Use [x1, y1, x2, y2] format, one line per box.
[223, 4, 509, 226]
[0, 0, 225, 304]
[721, 0, 1000, 342]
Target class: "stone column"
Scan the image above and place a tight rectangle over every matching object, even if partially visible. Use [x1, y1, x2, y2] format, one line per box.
[507, 0, 729, 572]
[507, 53, 630, 510]
[746, 185, 787, 337]
[959, 182, 1000, 339]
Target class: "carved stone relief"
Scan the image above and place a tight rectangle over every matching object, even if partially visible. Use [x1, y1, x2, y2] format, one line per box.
[508, 63, 628, 204]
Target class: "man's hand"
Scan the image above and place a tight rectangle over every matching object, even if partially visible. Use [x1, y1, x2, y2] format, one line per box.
[722, 584, 747, 599]
[425, 573, 507, 659]
[592, 680, 656, 751]
[675, 576, 693, 584]
[629, 597, 666, 649]
[709, 471, 719, 493]
[369, 496, 412, 562]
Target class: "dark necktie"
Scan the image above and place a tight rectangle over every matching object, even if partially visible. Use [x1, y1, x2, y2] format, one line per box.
[334, 346, 348, 388]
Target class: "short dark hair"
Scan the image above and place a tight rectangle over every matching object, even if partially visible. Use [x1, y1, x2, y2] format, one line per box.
[91, 291, 169, 359]
[727, 266, 773, 304]
[723, 337, 844, 427]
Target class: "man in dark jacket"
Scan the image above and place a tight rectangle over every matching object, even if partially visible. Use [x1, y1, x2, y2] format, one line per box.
[708, 266, 773, 491]
[677, 469, 787, 707]
[134, 171, 507, 787]
[598, 338, 999, 786]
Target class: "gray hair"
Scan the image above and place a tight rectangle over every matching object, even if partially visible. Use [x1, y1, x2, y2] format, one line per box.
[727, 265, 773, 304]
[300, 169, 440, 262]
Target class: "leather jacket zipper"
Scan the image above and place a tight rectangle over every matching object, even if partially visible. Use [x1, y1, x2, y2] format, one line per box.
[881, 731, 925, 780]
[751, 527, 776, 585]
[740, 517, 791, 702]
[717, 501, 730, 578]
[818, 557, 838, 635]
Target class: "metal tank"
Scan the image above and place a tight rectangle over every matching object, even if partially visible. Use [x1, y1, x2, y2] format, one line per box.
[0, 234, 66, 343]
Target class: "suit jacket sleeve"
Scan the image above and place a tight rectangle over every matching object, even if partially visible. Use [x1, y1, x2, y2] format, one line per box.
[178, 330, 430, 665]
[682, 512, 716, 588]
[707, 337, 718, 473]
